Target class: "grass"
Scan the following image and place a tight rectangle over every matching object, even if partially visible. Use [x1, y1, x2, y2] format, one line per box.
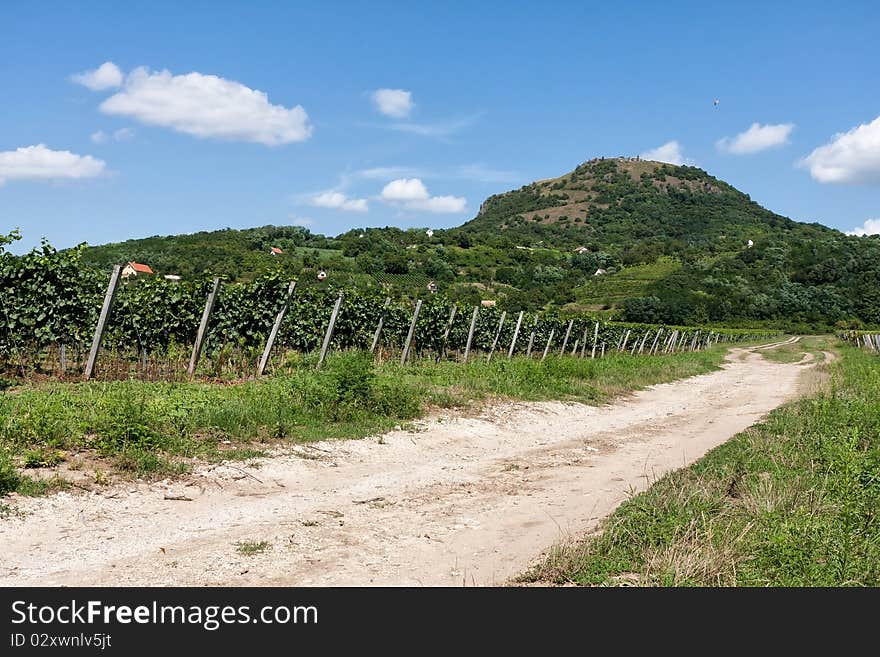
[759, 335, 830, 364]
[523, 343, 880, 586]
[0, 346, 731, 495]
[235, 540, 271, 556]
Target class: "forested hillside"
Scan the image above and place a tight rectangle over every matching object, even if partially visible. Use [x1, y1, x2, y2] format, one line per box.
[76, 157, 880, 330]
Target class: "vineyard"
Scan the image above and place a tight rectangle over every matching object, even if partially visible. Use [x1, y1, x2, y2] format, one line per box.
[0, 235, 781, 381]
[839, 330, 880, 353]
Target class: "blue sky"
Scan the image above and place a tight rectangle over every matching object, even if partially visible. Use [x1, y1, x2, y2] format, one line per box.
[2, 1, 879, 253]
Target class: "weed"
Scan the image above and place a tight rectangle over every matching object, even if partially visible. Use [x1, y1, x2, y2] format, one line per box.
[236, 540, 271, 556]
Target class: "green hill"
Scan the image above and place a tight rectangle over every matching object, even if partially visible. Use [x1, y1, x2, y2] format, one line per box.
[76, 157, 880, 329]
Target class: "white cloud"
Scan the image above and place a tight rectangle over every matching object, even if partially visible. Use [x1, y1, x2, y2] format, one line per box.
[847, 218, 880, 236]
[800, 115, 880, 184]
[380, 178, 466, 213]
[71, 61, 123, 90]
[99, 66, 311, 146]
[113, 127, 135, 141]
[310, 191, 368, 212]
[90, 130, 107, 144]
[356, 165, 425, 180]
[0, 144, 106, 185]
[640, 141, 686, 165]
[408, 195, 467, 213]
[717, 122, 794, 154]
[388, 114, 479, 138]
[371, 88, 413, 118]
[381, 177, 429, 201]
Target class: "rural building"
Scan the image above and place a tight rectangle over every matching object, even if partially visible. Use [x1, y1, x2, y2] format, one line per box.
[270, 247, 284, 255]
[574, 246, 590, 254]
[121, 261, 154, 278]
[480, 299, 496, 307]
[163, 274, 181, 281]
[594, 268, 607, 276]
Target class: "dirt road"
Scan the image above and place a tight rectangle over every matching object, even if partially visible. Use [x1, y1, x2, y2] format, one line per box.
[0, 340, 814, 586]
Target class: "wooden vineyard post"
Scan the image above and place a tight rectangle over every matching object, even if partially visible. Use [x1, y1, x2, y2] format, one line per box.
[559, 319, 574, 355]
[60, 342, 66, 374]
[571, 339, 580, 356]
[437, 304, 458, 361]
[591, 321, 599, 359]
[187, 277, 221, 378]
[541, 328, 555, 361]
[601, 342, 606, 358]
[400, 299, 423, 366]
[579, 326, 589, 358]
[616, 332, 625, 352]
[83, 265, 122, 381]
[317, 292, 344, 369]
[690, 331, 700, 351]
[650, 328, 663, 355]
[486, 311, 507, 363]
[526, 317, 538, 358]
[507, 310, 524, 358]
[370, 297, 392, 354]
[257, 281, 297, 376]
[463, 306, 479, 363]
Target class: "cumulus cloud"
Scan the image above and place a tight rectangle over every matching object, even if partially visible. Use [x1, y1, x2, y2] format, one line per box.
[0, 144, 106, 185]
[380, 178, 466, 213]
[847, 218, 880, 236]
[310, 191, 368, 212]
[96, 65, 311, 145]
[90, 130, 107, 144]
[371, 88, 413, 118]
[717, 122, 794, 154]
[799, 115, 880, 184]
[380, 177, 429, 201]
[640, 141, 686, 165]
[71, 61, 123, 90]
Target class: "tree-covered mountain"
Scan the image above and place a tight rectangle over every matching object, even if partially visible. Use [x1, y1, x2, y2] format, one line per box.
[76, 157, 880, 330]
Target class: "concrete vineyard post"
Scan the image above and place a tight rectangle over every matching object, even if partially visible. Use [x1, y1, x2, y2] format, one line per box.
[525, 317, 538, 358]
[650, 328, 662, 355]
[187, 276, 221, 378]
[638, 331, 650, 354]
[317, 292, 343, 369]
[400, 299, 423, 366]
[579, 326, 589, 358]
[83, 264, 122, 381]
[257, 281, 297, 376]
[437, 304, 458, 361]
[559, 319, 574, 355]
[541, 328, 555, 361]
[463, 306, 479, 363]
[486, 311, 507, 362]
[620, 329, 631, 353]
[508, 310, 524, 358]
[370, 297, 392, 354]
[591, 321, 599, 359]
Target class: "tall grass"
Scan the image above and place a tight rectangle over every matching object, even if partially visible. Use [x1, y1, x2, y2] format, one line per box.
[0, 348, 728, 492]
[525, 345, 880, 586]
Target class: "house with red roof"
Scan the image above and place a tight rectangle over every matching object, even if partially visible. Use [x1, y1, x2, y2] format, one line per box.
[121, 261, 154, 278]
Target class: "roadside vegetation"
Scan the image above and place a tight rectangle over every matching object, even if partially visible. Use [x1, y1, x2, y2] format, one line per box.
[0, 347, 730, 495]
[524, 343, 880, 586]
